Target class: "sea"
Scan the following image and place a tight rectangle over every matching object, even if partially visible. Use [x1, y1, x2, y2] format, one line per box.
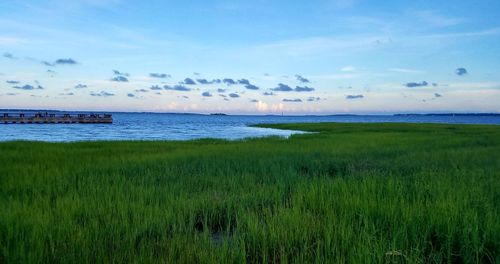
[0, 111, 499, 142]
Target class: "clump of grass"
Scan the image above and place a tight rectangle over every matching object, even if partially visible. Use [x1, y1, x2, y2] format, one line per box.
[1, 123, 499, 263]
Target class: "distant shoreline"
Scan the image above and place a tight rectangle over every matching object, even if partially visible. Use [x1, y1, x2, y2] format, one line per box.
[1, 109, 499, 117]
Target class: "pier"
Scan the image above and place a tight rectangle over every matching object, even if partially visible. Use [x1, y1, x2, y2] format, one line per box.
[1, 112, 113, 124]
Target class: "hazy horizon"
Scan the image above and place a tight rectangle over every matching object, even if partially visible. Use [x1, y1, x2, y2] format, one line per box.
[1, 107, 500, 116]
[1, 0, 499, 114]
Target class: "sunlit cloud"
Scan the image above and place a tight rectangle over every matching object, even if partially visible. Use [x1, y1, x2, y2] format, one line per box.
[255, 100, 269, 111]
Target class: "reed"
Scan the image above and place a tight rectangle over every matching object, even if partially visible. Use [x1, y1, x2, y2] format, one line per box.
[1, 123, 499, 263]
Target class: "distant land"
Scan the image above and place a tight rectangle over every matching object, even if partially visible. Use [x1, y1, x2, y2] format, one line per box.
[0, 109, 499, 117]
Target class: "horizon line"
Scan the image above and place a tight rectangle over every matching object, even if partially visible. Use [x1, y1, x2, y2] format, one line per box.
[1, 108, 499, 117]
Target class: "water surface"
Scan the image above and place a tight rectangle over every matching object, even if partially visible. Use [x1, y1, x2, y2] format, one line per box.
[1, 112, 498, 142]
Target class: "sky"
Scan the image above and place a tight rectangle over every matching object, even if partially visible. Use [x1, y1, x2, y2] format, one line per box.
[1, 0, 499, 114]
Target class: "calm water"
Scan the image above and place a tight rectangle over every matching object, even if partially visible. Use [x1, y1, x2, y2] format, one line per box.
[1, 112, 499, 142]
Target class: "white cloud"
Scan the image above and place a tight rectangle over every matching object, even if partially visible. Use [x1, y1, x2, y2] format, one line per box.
[340, 66, 356, 72]
[255, 100, 269, 112]
[271, 103, 284, 112]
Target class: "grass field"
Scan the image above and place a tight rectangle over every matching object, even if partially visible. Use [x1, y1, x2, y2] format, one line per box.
[1, 122, 499, 263]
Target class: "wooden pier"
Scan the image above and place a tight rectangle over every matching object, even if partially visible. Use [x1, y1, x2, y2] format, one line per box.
[1, 113, 113, 124]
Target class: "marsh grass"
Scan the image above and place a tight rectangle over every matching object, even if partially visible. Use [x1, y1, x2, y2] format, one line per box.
[1, 123, 499, 263]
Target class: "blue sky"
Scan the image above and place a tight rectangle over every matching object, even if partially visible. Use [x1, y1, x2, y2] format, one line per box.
[1, 0, 499, 114]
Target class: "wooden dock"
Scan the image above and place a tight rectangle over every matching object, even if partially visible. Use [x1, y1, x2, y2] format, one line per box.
[1, 113, 113, 124]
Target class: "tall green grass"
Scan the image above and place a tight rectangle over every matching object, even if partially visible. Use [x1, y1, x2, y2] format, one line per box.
[1, 123, 499, 263]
